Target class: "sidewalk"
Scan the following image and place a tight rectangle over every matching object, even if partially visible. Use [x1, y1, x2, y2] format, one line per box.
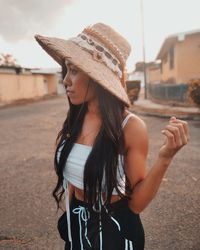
[130, 98, 200, 120]
[1, 94, 200, 120]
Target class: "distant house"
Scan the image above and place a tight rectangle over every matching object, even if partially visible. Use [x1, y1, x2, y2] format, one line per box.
[31, 68, 65, 95]
[156, 29, 200, 84]
[144, 61, 162, 84]
[128, 61, 162, 87]
[128, 62, 145, 87]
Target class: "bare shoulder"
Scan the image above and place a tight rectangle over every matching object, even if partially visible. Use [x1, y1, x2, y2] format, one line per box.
[123, 112, 147, 134]
[123, 112, 146, 130]
[123, 112, 148, 151]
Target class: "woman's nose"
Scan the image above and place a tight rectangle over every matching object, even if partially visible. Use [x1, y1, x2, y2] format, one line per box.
[63, 74, 72, 87]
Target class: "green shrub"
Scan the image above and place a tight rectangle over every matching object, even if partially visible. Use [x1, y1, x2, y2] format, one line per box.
[188, 79, 200, 107]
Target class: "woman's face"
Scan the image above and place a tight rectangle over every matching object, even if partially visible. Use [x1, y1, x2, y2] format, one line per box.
[63, 61, 97, 105]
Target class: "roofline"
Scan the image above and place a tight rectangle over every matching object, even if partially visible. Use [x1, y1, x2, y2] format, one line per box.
[156, 29, 200, 60]
[167, 29, 200, 40]
[31, 67, 61, 74]
[0, 65, 21, 69]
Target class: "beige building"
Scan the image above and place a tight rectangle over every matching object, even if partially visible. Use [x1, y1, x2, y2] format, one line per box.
[145, 62, 162, 84]
[0, 66, 64, 105]
[156, 29, 200, 83]
[129, 61, 162, 86]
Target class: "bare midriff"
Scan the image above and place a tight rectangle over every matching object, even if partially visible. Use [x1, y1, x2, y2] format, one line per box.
[74, 186, 122, 203]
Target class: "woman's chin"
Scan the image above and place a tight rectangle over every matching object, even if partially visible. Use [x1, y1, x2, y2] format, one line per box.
[69, 98, 85, 106]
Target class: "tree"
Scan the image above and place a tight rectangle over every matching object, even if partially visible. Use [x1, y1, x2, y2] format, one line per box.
[0, 53, 19, 67]
[188, 79, 200, 108]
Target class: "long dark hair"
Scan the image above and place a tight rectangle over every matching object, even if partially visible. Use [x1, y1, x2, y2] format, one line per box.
[52, 65, 132, 210]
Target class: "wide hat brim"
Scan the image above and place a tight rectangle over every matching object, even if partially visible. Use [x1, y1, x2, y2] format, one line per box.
[35, 35, 131, 107]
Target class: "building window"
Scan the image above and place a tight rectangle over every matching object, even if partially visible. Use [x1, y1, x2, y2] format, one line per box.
[169, 46, 174, 70]
[160, 62, 163, 74]
[162, 54, 167, 64]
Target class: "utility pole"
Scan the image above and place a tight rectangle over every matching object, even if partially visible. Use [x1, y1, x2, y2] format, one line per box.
[140, 0, 147, 99]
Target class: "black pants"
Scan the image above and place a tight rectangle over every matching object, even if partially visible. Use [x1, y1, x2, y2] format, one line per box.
[58, 194, 145, 250]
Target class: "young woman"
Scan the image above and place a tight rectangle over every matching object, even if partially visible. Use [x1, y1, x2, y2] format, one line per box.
[35, 23, 189, 250]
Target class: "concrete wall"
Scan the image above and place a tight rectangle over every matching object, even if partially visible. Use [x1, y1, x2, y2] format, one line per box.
[147, 67, 162, 84]
[0, 73, 48, 103]
[44, 75, 57, 94]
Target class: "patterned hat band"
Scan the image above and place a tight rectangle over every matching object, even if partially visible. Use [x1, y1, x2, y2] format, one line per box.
[70, 33, 123, 79]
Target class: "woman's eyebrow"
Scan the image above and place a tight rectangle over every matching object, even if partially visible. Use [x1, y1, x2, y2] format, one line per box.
[65, 62, 72, 67]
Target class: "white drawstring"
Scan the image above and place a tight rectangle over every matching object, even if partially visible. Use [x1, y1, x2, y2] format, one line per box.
[99, 212, 103, 250]
[99, 194, 103, 250]
[72, 206, 91, 250]
[63, 179, 73, 250]
[129, 240, 134, 250]
[110, 215, 121, 231]
[125, 239, 128, 249]
[125, 239, 134, 250]
[91, 195, 103, 249]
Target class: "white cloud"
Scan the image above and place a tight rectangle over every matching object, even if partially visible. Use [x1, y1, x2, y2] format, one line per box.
[0, 0, 73, 42]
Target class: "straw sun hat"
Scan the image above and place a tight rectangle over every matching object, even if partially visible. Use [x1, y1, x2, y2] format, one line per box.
[35, 23, 131, 106]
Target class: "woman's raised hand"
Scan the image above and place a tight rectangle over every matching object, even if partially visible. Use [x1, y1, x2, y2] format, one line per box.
[159, 116, 189, 161]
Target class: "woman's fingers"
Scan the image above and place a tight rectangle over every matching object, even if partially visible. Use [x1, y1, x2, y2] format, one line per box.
[161, 129, 176, 148]
[170, 117, 189, 141]
[169, 122, 188, 145]
[160, 117, 189, 159]
[165, 124, 183, 147]
[162, 117, 189, 149]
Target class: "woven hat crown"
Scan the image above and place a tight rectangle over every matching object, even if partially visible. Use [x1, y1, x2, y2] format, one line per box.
[85, 23, 131, 65]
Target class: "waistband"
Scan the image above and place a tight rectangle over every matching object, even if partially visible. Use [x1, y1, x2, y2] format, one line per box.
[71, 193, 129, 212]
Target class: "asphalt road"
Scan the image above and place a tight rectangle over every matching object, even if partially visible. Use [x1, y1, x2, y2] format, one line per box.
[0, 95, 200, 250]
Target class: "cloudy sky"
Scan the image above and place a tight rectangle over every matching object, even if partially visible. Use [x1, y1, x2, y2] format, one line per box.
[0, 0, 200, 71]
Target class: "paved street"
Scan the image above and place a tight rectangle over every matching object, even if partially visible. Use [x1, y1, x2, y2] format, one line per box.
[0, 95, 200, 250]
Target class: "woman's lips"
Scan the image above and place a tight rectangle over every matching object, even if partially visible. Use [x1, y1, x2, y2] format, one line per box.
[66, 90, 75, 97]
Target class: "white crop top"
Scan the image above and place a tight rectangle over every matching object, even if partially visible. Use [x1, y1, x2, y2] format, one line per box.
[63, 143, 125, 195]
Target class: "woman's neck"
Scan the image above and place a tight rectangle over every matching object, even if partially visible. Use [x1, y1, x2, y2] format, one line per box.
[87, 99, 101, 117]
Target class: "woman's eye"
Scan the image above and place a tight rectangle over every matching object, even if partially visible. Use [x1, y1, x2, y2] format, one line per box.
[70, 68, 78, 75]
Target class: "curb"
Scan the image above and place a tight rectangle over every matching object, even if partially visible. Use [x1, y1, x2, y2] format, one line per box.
[130, 105, 200, 120]
[0, 94, 63, 110]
